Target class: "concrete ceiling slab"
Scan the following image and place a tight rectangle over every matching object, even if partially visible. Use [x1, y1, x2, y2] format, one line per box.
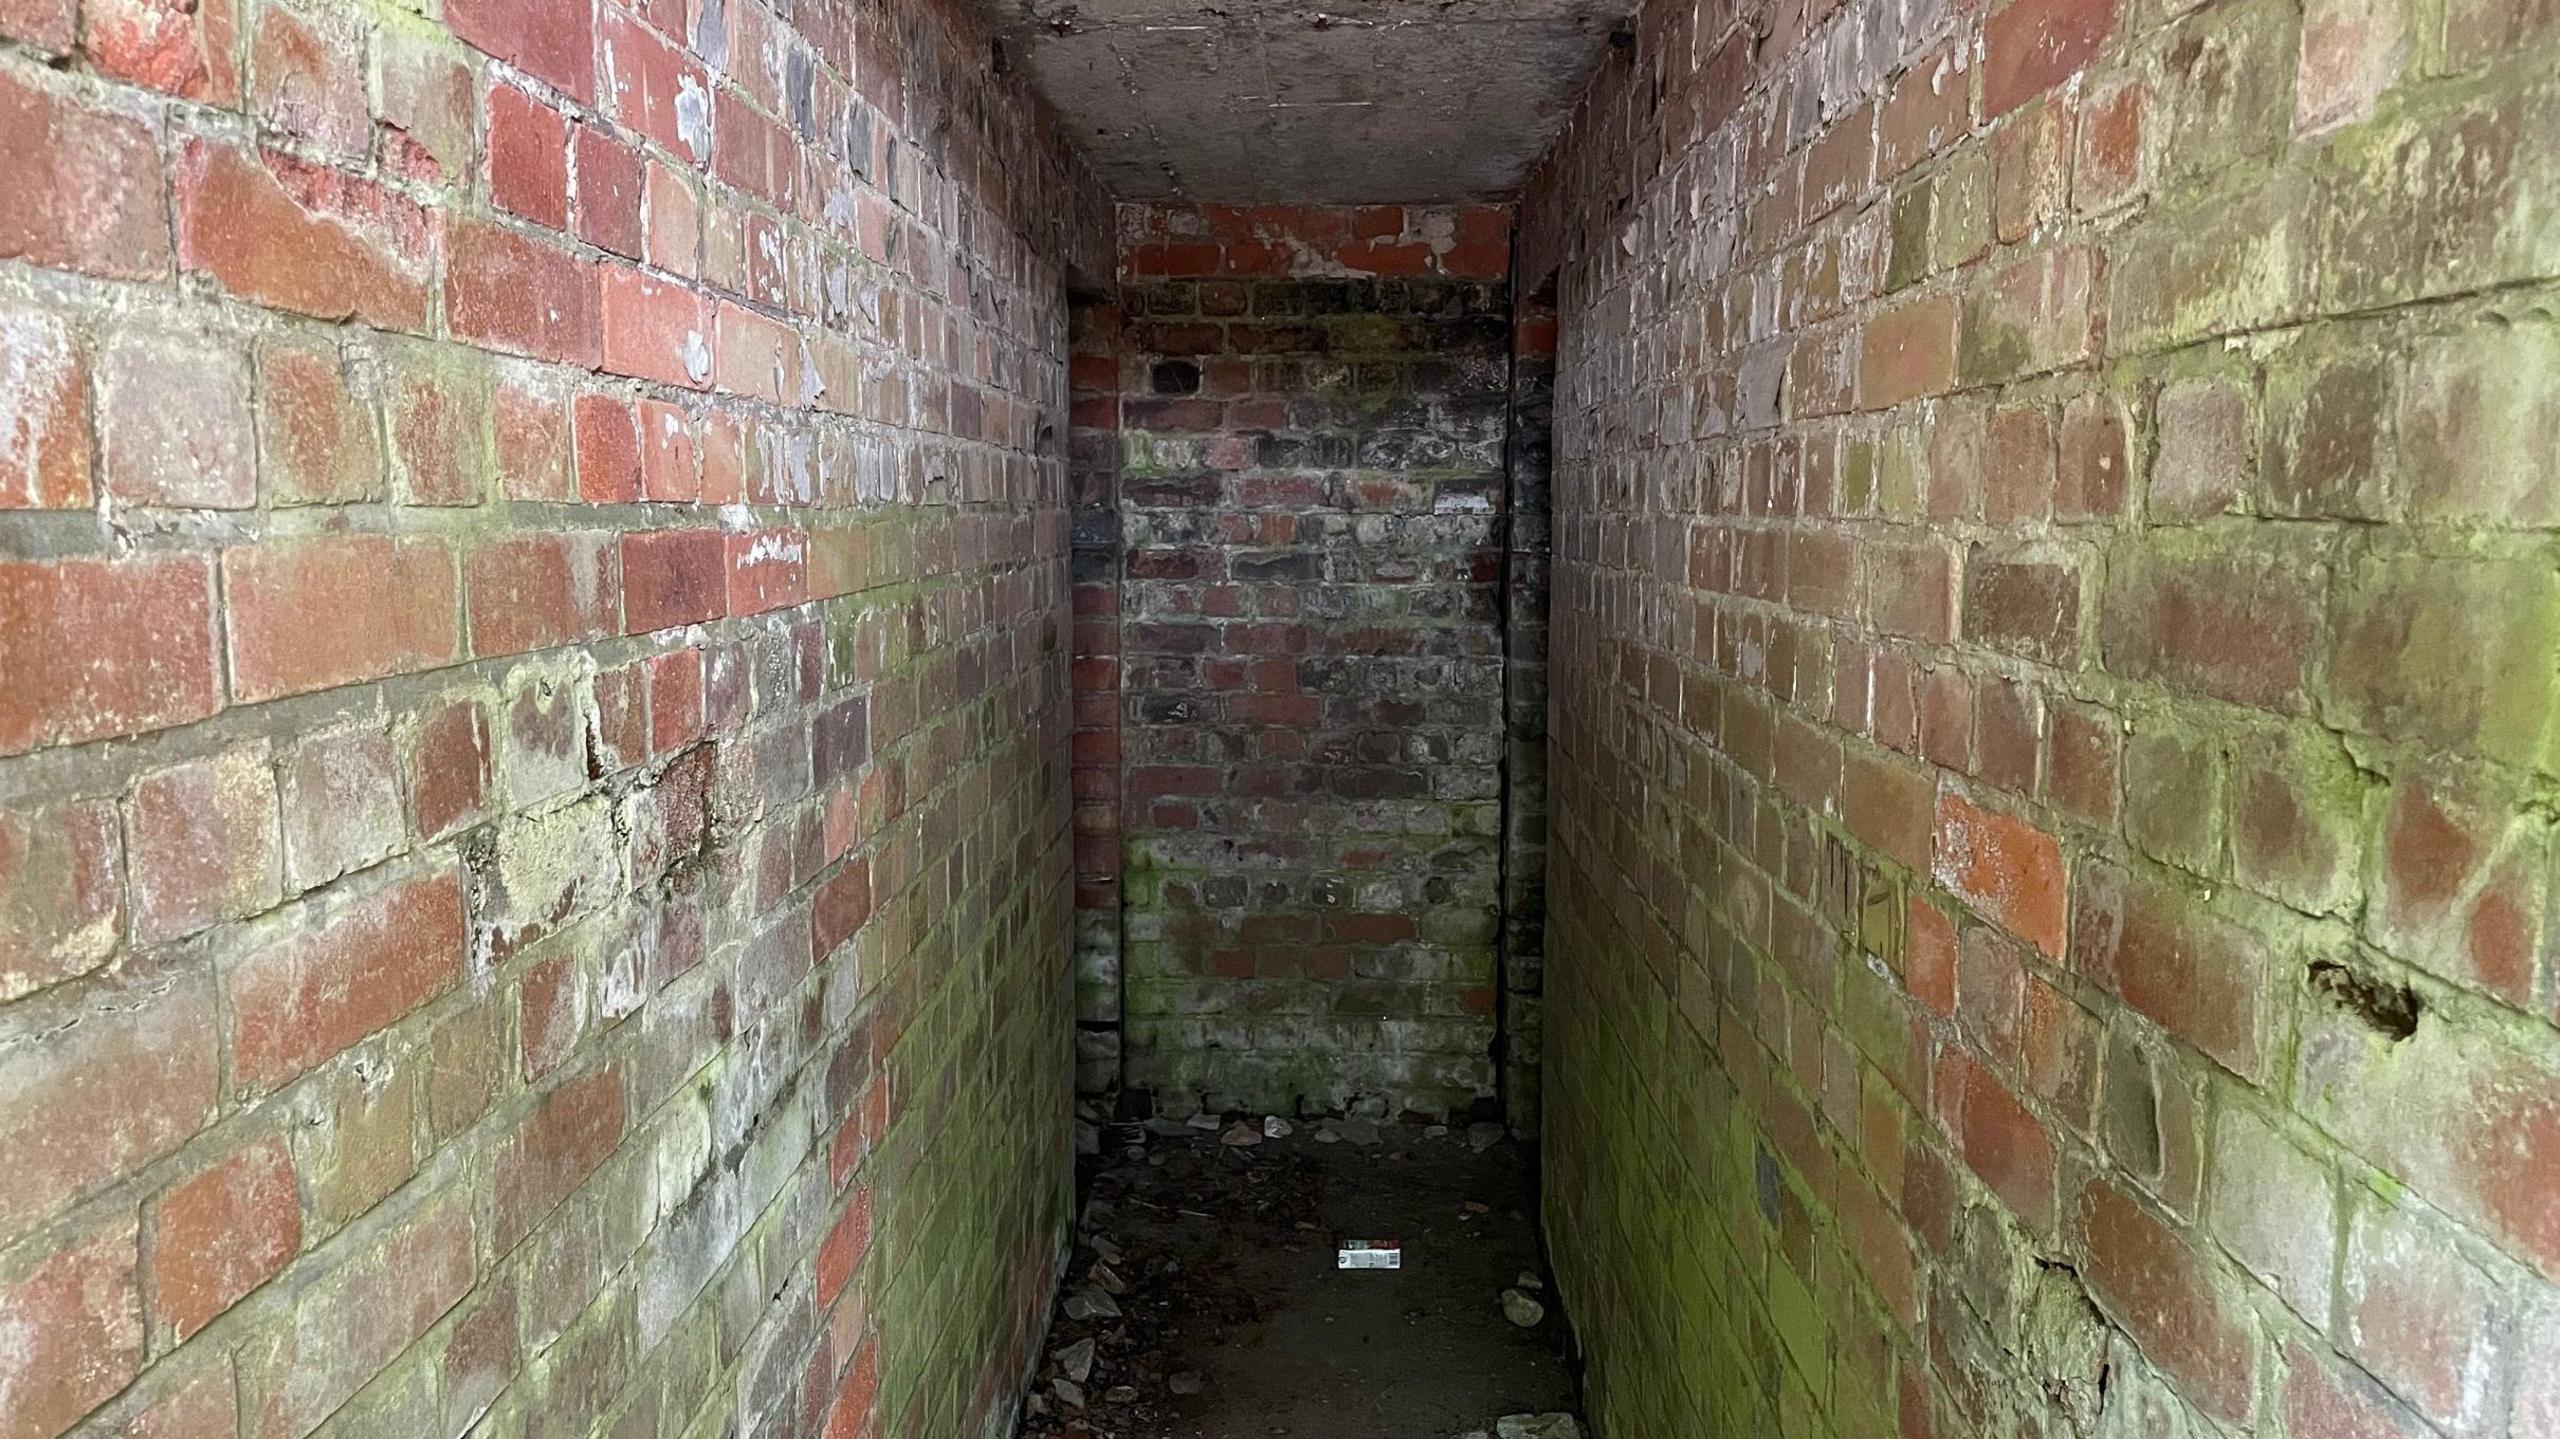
[990, 0, 1633, 202]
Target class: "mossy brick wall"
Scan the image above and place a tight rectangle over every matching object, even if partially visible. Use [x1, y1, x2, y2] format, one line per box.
[0, 0, 1109, 1429]
[1102, 203, 1519, 1121]
[1520, 0, 2560, 1429]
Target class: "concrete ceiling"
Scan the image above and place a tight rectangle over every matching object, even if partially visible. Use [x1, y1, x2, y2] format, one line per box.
[990, 1, 1633, 203]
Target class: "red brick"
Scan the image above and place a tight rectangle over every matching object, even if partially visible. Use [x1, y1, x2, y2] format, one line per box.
[177, 140, 432, 331]
[485, 82, 569, 228]
[598, 8, 708, 162]
[0, 0, 72, 51]
[446, 218, 601, 366]
[2102, 540, 2323, 712]
[228, 866, 465, 1092]
[574, 124, 645, 257]
[622, 528, 727, 634]
[1859, 292, 1957, 407]
[1963, 549, 2080, 664]
[1984, 0, 2115, 118]
[1935, 1048, 2055, 1230]
[467, 532, 621, 658]
[646, 648, 703, 755]
[2281, 1342, 2431, 1439]
[97, 324, 254, 510]
[1931, 789, 2066, 957]
[574, 392, 641, 503]
[258, 336, 382, 505]
[815, 1185, 872, 1306]
[0, 969, 217, 1237]
[600, 264, 714, 388]
[2082, 1177, 2256, 1423]
[0, 553, 221, 755]
[83, 0, 238, 100]
[495, 381, 575, 501]
[714, 301, 807, 404]
[2342, 1199, 2512, 1433]
[385, 349, 493, 506]
[409, 698, 492, 840]
[446, 0, 594, 100]
[0, 1218, 142, 1439]
[2207, 1105, 2338, 1327]
[2068, 861, 2271, 1081]
[0, 799, 120, 1000]
[146, 1134, 301, 1341]
[638, 400, 698, 501]
[729, 527, 810, 616]
[374, 26, 472, 184]
[110, 1362, 237, 1439]
[248, 0, 365, 154]
[0, 297, 89, 509]
[0, 69, 168, 281]
[130, 749, 280, 942]
[278, 726, 403, 892]
[1904, 897, 1956, 1016]
[2328, 554, 2560, 772]
[224, 536, 458, 702]
[493, 1063, 625, 1252]
[644, 158, 703, 276]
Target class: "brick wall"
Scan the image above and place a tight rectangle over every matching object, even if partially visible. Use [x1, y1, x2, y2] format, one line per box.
[1099, 203, 1521, 1120]
[1522, 0, 2560, 1432]
[0, 0, 1108, 1431]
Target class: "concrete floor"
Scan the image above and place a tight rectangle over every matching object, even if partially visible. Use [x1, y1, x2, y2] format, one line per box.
[1019, 1118, 1583, 1438]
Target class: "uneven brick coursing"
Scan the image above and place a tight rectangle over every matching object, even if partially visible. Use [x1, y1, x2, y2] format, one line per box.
[1523, 0, 2560, 1431]
[0, 0, 1107, 1432]
[1100, 203, 1522, 1120]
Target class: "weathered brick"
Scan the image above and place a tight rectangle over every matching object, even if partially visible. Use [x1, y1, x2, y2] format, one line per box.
[2069, 860, 2272, 1081]
[257, 335, 382, 505]
[278, 726, 403, 893]
[446, 218, 602, 366]
[177, 140, 432, 331]
[2328, 554, 2560, 772]
[99, 325, 254, 510]
[2342, 1197, 2513, 1433]
[248, 0, 366, 154]
[0, 1218, 143, 1439]
[2101, 537, 2322, 712]
[622, 528, 728, 633]
[487, 82, 569, 227]
[2082, 1177, 2257, 1424]
[145, 1134, 301, 1341]
[0, 554, 221, 755]
[227, 866, 465, 1092]
[0, 297, 92, 509]
[493, 1063, 625, 1253]
[2368, 767, 2547, 1007]
[0, 66, 170, 278]
[0, 799, 121, 1001]
[1983, 0, 2115, 117]
[130, 749, 280, 942]
[223, 535, 460, 702]
[0, 968, 217, 1237]
[467, 532, 621, 658]
[1932, 789, 2066, 956]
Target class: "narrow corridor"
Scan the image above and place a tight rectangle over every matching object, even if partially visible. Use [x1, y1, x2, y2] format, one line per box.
[1019, 1117, 1579, 1439]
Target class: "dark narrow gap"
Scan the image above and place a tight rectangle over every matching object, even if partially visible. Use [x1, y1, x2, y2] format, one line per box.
[1022, 208, 1583, 1439]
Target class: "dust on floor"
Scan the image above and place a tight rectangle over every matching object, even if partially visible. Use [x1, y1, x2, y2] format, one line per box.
[1017, 1114, 1585, 1439]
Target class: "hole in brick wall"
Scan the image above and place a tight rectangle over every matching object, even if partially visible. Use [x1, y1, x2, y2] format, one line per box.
[2309, 959, 2422, 1042]
[991, 36, 1011, 73]
[1150, 359, 1201, 396]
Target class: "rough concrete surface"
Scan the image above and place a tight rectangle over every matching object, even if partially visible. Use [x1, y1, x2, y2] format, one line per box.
[996, 0, 1630, 201]
[1020, 1119, 1581, 1436]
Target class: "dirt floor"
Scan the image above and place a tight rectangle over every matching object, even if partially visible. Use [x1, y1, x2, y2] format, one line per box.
[1015, 1114, 1585, 1439]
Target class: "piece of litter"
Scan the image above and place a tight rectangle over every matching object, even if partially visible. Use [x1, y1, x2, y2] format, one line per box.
[1515, 1271, 1545, 1291]
[1056, 1336, 1096, 1382]
[1337, 1239, 1403, 1269]
[1221, 1121, 1263, 1147]
[1090, 1260, 1127, 1295]
[1263, 1115, 1294, 1138]
[1062, 1286, 1122, 1321]
[1501, 1287, 1547, 1327]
